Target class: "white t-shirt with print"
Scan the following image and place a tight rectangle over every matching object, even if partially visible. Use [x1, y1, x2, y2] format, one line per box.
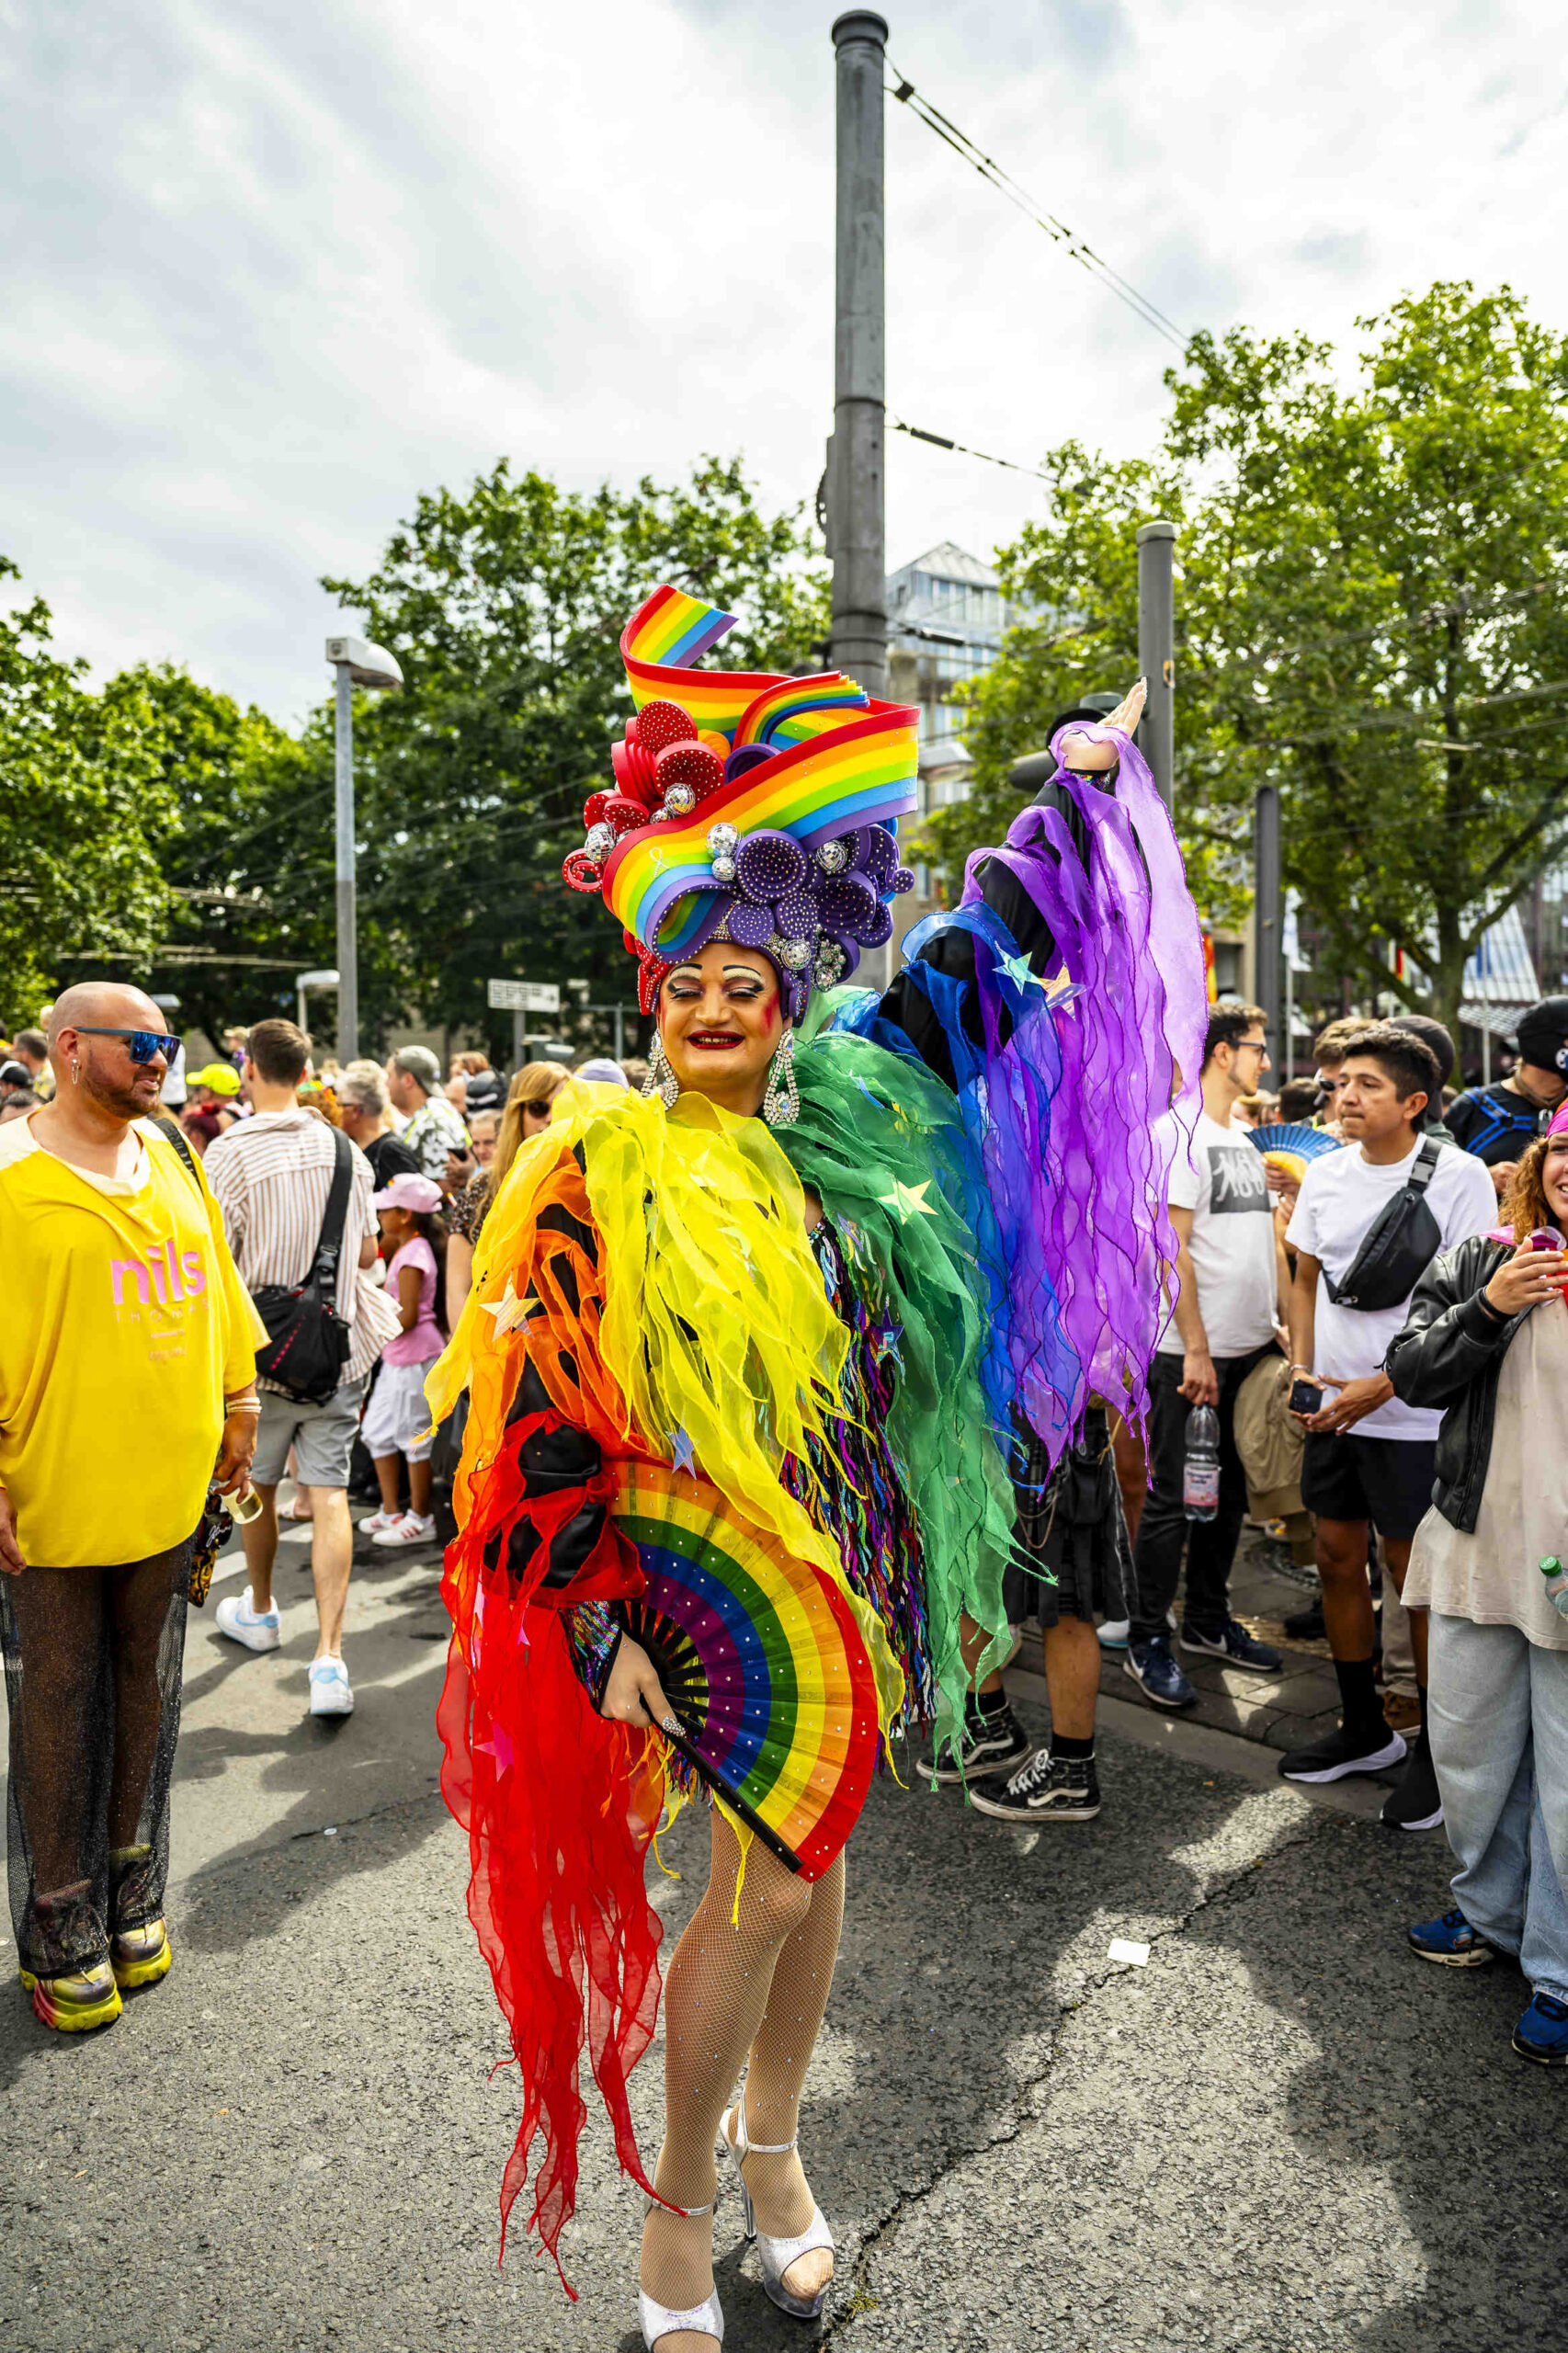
[1286, 1134, 1497, 1439]
[1158, 1110, 1279, 1358]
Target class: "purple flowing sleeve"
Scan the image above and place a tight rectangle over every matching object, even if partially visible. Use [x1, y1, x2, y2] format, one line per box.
[955, 725, 1205, 1451]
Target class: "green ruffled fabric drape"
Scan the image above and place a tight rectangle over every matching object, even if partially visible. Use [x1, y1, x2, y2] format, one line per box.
[787, 1013, 1021, 1751]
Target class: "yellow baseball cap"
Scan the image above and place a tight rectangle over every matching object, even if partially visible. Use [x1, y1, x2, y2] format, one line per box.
[191, 1062, 242, 1097]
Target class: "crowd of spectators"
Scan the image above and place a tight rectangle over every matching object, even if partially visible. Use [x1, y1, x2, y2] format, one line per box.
[4, 982, 1567, 2063]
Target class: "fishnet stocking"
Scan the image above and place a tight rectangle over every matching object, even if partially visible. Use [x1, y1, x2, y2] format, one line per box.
[640, 1817, 843, 2347]
[733, 1847, 845, 2248]
[1, 1548, 187, 1974]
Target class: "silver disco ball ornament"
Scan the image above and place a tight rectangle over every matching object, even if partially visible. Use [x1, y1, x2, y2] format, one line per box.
[663, 782, 697, 817]
[584, 823, 616, 861]
[706, 821, 740, 857]
[711, 854, 737, 884]
[814, 837, 851, 874]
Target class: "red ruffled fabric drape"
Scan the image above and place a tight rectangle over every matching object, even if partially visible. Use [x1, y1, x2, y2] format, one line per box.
[437, 1147, 668, 2290]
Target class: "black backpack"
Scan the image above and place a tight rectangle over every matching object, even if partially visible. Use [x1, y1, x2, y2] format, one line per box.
[1323, 1136, 1444, 1313]
[244, 1127, 356, 1404]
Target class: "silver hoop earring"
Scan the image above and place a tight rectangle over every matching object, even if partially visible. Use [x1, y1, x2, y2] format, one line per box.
[762, 1030, 800, 1128]
[642, 1034, 679, 1111]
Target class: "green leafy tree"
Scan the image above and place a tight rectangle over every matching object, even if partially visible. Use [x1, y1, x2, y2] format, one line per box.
[98, 665, 344, 1041]
[921, 283, 1568, 1024]
[0, 562, 176, 1035]
[321, 453, 830, 1054]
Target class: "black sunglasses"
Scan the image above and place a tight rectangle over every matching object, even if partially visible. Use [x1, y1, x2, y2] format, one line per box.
[74, 1026, 180, 1064]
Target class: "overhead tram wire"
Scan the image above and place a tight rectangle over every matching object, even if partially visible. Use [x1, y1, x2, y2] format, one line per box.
[891, 418, 1051, 482]
[886, 62, 1187, 352]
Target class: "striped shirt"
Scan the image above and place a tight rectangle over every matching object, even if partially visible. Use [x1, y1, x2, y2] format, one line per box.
[204, 1111, 395, 1389]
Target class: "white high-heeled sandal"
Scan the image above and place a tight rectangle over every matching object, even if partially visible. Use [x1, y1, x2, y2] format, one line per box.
[720, 2104, 835, 2321]
[639, 2197, 724, 2349]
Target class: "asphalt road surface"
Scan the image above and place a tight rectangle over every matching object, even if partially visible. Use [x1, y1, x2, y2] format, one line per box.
[4, 1529, 1565, 2351]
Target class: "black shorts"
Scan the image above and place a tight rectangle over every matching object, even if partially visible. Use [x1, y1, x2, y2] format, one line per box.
[1007, 1411, 1134, 1627]
[1300, 1432, 1437, 1542]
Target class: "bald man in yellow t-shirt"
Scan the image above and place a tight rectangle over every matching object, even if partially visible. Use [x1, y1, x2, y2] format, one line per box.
[0, 984, 265, 2033]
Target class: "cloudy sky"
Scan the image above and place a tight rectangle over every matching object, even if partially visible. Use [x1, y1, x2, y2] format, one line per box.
[3, 0, 1562, 726]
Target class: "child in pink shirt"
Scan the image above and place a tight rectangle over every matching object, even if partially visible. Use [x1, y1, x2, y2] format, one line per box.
[360, 1173, 446, 1547]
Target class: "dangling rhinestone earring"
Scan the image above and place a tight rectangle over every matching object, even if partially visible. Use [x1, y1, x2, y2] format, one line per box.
[642, 1033, 680, 1111]
[762, 1029, 800, 1128]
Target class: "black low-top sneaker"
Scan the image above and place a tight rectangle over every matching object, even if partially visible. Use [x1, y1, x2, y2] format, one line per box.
[1278, 1719, 1407, 1783]
[1179, 1618, 1283, 1673]
[968, 1747, 1101, 1822]
[1380, 1735, 1444, 1832]
[917, 1703, 1029, 1785]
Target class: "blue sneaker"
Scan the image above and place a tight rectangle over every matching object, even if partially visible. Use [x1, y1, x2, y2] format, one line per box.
[1407, 1907, 1497, 1968]
[1179, 1618, 1283, 1674]
[1513, 1993, 1568, 2065]
[1123, 1635, 1197, 1711]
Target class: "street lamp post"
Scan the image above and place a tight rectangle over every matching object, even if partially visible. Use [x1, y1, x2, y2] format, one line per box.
[294, 967, 341, 1040]
[324, 633, 403, 1063]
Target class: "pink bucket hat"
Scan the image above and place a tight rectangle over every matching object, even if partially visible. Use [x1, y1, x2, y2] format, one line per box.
[371, 1171, 443, 1212]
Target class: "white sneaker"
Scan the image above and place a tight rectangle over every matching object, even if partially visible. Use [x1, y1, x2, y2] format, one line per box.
[358, 1508, 403, 1537]
[215, 1589, 281, 1652]
[372, 1511, 437, 1548]
[1096, 1619, 1131, 1650]
[278, 1520, 315, 1544]
[308, 1656, 354, 1716]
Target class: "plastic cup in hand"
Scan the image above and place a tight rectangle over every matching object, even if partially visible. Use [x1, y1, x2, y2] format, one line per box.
[222, 1485, 263, 1526]
[1527, 1231, 1568, 1302]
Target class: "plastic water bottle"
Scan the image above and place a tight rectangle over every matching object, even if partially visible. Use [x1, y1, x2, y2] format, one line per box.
[1183, 1404, 1221, 1522]
[1538, 1557, 1568, 1620]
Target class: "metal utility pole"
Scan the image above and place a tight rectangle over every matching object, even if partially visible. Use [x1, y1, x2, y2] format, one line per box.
[333, 662, 357, 1060]
[827, 12, 888, 701]
[324, 634, 403, 1063]
[1136, 520, 1176, 810]
[1254, 783, 1282, 1064]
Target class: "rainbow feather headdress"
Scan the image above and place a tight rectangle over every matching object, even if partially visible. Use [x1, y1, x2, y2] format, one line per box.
[563, 587, 921, 1016]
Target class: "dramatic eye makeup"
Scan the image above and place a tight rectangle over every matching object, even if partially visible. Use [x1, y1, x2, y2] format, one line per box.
[665, 961, 766, 1003]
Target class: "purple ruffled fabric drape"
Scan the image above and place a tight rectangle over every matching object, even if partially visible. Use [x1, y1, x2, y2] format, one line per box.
[960, 725, 1206, 1451]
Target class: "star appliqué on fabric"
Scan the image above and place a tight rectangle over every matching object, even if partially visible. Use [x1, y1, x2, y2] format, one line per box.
[877, 1178, 937, 1221]
[481, 1279, 536, 1336]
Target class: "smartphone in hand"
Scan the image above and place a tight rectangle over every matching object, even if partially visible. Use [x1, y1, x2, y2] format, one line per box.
[1289, 1377, 1323, 1415]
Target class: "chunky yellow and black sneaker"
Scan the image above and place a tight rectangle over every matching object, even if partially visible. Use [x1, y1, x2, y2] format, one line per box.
[20, 1958, 122, 2032]
[111, 1918, 172, 1991]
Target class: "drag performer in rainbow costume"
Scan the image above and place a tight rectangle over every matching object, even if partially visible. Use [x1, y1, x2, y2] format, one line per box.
[429, 587, 1206, 2347]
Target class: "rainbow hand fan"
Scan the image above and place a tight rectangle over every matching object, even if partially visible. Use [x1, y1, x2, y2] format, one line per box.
[1247, 1121, 1343, 1184]
[609, 1461, 878, 1881]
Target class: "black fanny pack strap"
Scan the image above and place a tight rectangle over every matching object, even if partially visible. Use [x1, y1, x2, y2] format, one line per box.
[309, 1128, 354, 1298]
[1408, 1135, 1441, 1195]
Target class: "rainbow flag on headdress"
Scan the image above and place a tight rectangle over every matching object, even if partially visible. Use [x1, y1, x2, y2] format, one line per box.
[621, 588, 777, 743]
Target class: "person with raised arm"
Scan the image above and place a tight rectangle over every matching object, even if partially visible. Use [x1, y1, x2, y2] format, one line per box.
[426, 588, 1206, 2347]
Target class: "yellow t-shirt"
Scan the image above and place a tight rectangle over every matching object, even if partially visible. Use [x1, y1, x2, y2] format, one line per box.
[0, 1113, 267, 1567]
